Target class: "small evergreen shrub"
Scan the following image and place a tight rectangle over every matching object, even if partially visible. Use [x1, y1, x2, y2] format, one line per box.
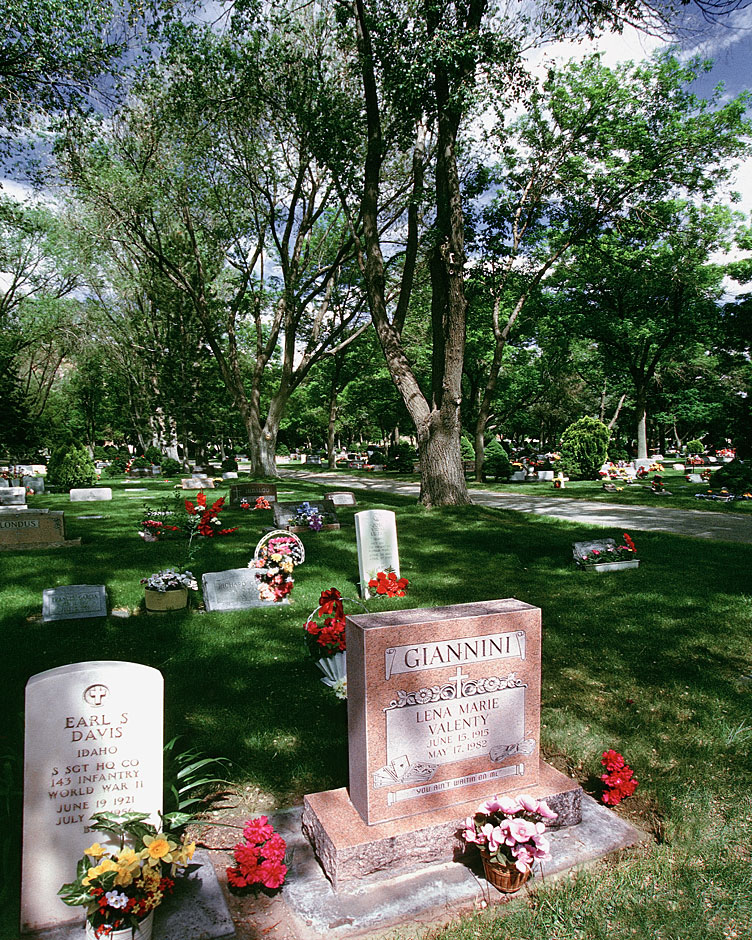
[559, 417, 610, 480]
[385, 442, 416, 471]
[144, 445, 163, 464]
[130, 456, 151, 470]
[685, 439, 705, 455]
[221, 456, 238, 472]
[47, 444, 98, 489]
[712, 459, 752, 494]
[161, 457, 182, 476]
[277, 444, 290, 456]
[460, 436, 476, 461]
[483, 439, 511, 481]
[93, 445, 108, 460]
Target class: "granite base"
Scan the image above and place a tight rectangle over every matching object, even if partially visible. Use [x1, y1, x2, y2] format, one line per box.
[303, 761, 581, 890]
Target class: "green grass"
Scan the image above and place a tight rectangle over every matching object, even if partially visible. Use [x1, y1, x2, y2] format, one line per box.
[2, 476, 751, 939]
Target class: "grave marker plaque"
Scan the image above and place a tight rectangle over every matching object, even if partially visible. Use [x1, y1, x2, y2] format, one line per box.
[347, 599, 541, 825]
[69, 487, 112, 502]
[43, 585, 107, 622]
[229, 481, 278, 505]
[325, 491, 357, 507]
[181, 477, 215, 489]
[202, 567, 288, 611]
[21, 661, 163, 933]
[354, 509, 400, 598]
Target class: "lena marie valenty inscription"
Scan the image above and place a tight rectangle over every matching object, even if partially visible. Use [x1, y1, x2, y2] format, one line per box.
[347, 599, 541, 825]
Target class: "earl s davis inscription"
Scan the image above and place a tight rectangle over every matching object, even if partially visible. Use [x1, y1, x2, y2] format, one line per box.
[21, 662, 162, 933]
[347, 600, 540, 825]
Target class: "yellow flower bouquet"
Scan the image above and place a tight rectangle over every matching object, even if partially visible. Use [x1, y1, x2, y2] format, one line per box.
[59, 811, 197, 938]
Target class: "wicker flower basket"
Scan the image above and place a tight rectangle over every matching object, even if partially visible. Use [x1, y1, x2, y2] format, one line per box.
[480, 850, 531, 893]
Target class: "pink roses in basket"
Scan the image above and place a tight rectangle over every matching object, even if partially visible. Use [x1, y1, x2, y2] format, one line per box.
[463, 793, 557, 873]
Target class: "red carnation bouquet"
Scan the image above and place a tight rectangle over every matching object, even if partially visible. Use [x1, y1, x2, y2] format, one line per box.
[600, 749, 638, 806]
[226, 817, 287, 891]
[368, 571, 409, 597]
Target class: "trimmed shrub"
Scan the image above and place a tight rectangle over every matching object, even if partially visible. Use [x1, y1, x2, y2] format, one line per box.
[559, 417, 610, 480]
[712, 459, 752, 494]
[144, 445, 163, 464]
[385, 442, 416, 471]
[161, 457, 182, 476]
[130, 456, 151, 469]
[483, 439, 510, 481]
[277, 443, 290, 456]
[221, 456, 238, 472]
[47, 444, 98, 489]
[685, 439, 705, 455]
[93, 445, 108, 460]
[460, 436, 476, 461]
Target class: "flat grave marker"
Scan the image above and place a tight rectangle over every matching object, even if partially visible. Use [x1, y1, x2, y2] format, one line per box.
[21, 660, 163, 933]
[42, 585, 107, 622]
[325, 491, 357, 507]
[202, 567, 289, 611]
[69, 488, 112, 502]
[354, 509, 400, 598]
[182, 477, 215, 490]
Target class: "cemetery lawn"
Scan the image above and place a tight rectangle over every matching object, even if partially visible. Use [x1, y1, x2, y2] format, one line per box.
[2, 477, 751, 940]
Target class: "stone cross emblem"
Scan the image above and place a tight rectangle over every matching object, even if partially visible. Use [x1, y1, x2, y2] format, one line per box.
[83, 683, 109, 707]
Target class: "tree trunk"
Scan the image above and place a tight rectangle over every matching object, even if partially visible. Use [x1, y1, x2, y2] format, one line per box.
[327, 391, 338, 470]
[418, 414, 467, 507]
[635, 388, 648, 459]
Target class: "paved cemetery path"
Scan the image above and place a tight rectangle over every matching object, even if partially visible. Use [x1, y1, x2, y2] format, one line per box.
[278, 469, 752, 544]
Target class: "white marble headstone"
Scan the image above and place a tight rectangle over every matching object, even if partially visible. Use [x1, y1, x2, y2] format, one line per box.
[354, 509, 400, 599]
[21, 661, 163, 933]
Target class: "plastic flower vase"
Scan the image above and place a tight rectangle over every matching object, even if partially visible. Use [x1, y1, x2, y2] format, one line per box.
[86, 910, 154, 940]
[315, 651, 346, 685]
[479, 850, 531, 893]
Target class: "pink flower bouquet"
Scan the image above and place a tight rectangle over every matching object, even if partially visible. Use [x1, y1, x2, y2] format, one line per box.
[463, 793, 557, 873]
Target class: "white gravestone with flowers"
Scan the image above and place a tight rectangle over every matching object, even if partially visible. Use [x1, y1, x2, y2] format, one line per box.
[20, 662, 163, 933]
[354, 509, 400, 599]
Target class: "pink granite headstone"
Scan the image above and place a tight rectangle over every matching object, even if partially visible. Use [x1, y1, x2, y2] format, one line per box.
[347, 598, 541, 825]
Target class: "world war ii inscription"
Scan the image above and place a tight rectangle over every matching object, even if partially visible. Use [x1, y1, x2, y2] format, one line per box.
[347, 599, 541, 825]
[21, 661, 163, 933]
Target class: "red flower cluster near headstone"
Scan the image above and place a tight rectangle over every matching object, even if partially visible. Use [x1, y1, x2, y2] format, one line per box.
[600, 749, 638, 806]
[184, 492, 237, 536]
[226, 816, 287, 890]
[368, 571, 409, 597]
[305, 588, 346, 654]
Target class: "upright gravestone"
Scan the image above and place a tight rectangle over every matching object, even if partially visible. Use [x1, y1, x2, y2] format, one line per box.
[0, 511, 81, 552]
[23, 475, 45, 494]
[0, 486, 27, 508]
[69, 487, 113, 502]
[43, 585, 107, 622]
[229, 481, 278, 506]
[21, 661, 163, 933]
[354, 509, 400, 598]
[303, 598, 581, 889]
